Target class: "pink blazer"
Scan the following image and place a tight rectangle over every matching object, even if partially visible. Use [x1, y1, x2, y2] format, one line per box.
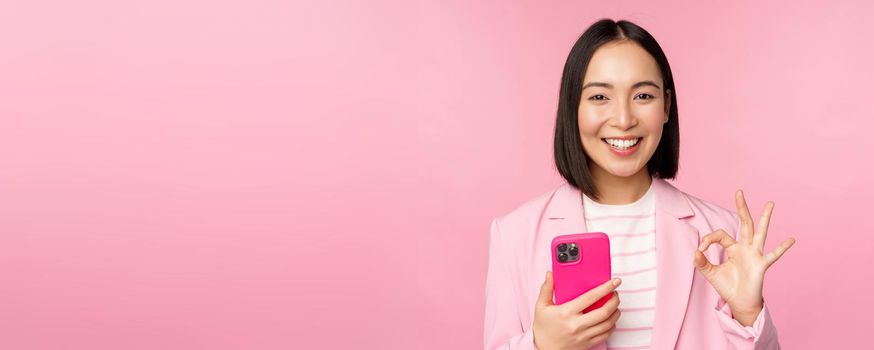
[484, 178, 780, 350]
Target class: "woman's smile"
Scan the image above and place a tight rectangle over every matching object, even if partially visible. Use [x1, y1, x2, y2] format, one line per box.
[602, 136, 642, 156]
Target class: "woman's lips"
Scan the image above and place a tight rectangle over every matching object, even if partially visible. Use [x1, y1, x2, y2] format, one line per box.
[602, 137, 642, 157]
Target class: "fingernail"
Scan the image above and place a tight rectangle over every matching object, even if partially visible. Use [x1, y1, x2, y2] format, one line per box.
[613, 278, 621, 286]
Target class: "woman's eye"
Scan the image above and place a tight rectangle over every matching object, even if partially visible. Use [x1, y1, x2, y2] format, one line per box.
[635, 93, 655, 100]
[589, 95, 607, 101]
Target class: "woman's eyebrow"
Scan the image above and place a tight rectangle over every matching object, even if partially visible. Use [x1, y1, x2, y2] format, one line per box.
[582, 80, 661, 90]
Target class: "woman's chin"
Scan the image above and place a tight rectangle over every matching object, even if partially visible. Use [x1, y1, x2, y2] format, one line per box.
[605, 166, 644, 178]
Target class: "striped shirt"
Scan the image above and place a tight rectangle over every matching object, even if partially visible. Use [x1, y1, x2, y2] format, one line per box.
[582, 181, 656, 350]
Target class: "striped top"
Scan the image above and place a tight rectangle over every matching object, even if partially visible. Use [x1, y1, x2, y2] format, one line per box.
[582, 181, 656, 350]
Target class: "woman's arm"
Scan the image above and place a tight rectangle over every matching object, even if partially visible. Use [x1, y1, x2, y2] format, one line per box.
[483, 218, 537, 350]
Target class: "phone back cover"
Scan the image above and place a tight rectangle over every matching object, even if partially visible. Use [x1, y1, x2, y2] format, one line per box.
[551, 232, 612, 313]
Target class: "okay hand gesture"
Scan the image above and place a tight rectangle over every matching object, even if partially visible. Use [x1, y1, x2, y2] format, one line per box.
[693, 190, 796, 326]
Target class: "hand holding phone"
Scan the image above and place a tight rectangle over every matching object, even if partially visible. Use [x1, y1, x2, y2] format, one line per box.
[531, 232, 621, 350]
[532, 271, 622, 349]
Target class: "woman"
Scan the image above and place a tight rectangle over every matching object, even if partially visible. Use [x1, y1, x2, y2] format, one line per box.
[483, 19, 795, 350]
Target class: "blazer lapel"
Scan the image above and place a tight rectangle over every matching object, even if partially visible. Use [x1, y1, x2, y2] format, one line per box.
[541, 182, 588, 234]
[539, 178, 698, 350]
[534, 182, 589, 290]
[650, 178, 698, 350]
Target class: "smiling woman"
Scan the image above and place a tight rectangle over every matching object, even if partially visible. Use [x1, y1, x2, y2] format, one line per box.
[554, 21, 679, 205]
[484, 18, 794, 350]
[576, 42, 671, 202]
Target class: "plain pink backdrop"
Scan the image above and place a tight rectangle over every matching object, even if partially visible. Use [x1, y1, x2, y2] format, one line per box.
[1, 0, 871, 349]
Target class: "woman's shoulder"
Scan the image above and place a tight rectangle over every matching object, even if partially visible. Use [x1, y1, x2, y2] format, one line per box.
[488, 179, 742, 239]
[672, 183, 741, 232]
[489, 183, 569, 235]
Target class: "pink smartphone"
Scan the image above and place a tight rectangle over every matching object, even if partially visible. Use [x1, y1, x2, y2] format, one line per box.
[551, 232, 612, 313]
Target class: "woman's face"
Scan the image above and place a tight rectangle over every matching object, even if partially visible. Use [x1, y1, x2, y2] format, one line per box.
[577, 40, 671, 179]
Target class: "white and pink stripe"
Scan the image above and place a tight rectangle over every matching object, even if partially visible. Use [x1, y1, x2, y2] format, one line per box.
[583, 181, 657, 350]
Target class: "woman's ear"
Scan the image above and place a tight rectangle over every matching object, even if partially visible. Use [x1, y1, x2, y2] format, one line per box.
[664, 89, 672, 123]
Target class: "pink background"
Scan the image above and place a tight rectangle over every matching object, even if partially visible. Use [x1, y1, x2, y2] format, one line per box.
[1, 0, 871, 349]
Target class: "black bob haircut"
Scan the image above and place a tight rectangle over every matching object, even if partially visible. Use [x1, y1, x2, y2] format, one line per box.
[553, 18, 679, 201]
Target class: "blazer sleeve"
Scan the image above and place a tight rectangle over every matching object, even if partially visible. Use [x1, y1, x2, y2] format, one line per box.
[714, 299, 780, 349]
[483, 218, 538, 350]
[713, 212, 781, 350]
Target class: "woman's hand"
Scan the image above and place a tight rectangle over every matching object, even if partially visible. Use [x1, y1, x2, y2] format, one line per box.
[532, 271, 621, 350]
[693, 190, 796, 326]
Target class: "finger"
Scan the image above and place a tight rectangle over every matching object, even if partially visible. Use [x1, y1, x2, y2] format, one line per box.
[583, 308, 620, 338]
[698, 229, 737, 251]
[591, 328, 615, 345]
[566, 278, 621, 314]
[576, 292, 619, 327]
[693, 249, 717, 280]
[536, 271, 555, 307]
[735, 190, 755, 244]
[765, 237, 796, 268]
[754, 201, 774, 250]
[588, 325, 615, 346]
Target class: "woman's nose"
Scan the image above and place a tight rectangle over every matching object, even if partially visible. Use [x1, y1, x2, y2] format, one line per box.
[611, 102, 637, 130]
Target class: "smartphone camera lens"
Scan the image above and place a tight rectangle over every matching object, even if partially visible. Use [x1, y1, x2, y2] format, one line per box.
[557, 243, 567, 253]
[569, 246, 579, 256]
[558, 253, 568, 262]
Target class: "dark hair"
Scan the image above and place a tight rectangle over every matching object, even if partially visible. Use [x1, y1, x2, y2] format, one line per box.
[553, 18, 679, 201]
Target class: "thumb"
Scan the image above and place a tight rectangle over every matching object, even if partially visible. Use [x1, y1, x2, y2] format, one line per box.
[537, 271, 555, 307]
[693, 249, 715, 278]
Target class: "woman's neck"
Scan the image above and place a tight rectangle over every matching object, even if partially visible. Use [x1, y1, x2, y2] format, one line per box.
[589, 166, 653, 205]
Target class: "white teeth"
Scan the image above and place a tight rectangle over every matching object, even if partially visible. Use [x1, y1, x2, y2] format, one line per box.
[604, 138, 640, 150]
